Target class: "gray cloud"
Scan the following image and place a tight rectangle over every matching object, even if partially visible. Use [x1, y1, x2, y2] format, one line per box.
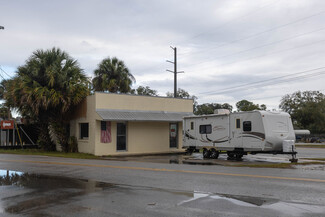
[1, 0, 325, 110]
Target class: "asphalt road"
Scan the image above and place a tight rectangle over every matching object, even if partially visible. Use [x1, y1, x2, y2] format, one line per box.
[0, 152, 324, 217]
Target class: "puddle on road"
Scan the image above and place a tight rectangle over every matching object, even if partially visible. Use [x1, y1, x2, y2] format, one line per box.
[110, 153, 325, 171]
[293, 164, 325, 171]
[0, 169, 119, 215]
[109, 153, 298, 166]
[1, 169, 324, 216]
[178, 191, 325, 216]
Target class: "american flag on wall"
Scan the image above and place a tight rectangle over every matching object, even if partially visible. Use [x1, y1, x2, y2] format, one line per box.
[101, 121, 111, 143]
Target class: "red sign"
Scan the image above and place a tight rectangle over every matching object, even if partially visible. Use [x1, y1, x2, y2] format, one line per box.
[1, 120, 14, 129]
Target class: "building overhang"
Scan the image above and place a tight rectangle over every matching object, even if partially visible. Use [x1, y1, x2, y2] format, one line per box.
[96, 109, 193, 122]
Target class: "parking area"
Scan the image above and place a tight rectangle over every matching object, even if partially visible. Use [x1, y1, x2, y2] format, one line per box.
[104, 147, 325, 170]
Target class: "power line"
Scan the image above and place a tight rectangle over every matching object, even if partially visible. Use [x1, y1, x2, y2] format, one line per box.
[247, 89, 325, 101]
[0, 66, 13, 79]
[204, 70, 325, 96]
[184, 38, 325, 72]
[179, 10, 325, 56]
[182, 26, 325, 68]
[199, 69, 325, 96]
[199, 67, 325, 95]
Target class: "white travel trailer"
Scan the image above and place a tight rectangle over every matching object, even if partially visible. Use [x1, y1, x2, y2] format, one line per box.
[183, 110, 297, 162]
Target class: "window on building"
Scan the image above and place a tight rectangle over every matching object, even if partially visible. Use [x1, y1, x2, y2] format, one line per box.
[190, 122, 194, 130]
[243, 121, 252, 132]
[236, 119, 240, 129]
[80, 123, 89, 139]
[199, 125, 212, 134]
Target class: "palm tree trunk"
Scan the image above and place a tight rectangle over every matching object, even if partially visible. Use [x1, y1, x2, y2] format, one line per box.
[38, 123, 55, 151]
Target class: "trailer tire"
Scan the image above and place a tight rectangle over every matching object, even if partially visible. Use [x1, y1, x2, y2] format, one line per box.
[227, 152, 235, 158]
[235, 154, 243, 161]
[210, 149, 219, 159]
[203, 149, 211, 159]
[186, 147, 195, 155]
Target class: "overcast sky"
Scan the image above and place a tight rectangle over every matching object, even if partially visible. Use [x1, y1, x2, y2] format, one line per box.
[1, 0, 325, 110]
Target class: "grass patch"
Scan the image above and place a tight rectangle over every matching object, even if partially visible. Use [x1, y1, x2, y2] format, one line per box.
[295, 144, 325, 148]
[0, 149, 100, 160]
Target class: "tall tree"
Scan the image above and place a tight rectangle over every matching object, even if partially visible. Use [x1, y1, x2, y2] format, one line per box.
[195, 103, 233, 115]
[0, 104, 11, 119]
[166, 88, 192, 99]
[0, 80, 7, 100]
[4, 47, 90, 151]
[279, 91, 325, 133]
[133, 86, 158, 96]
[236, 99, 266, 112]
[92, 57, 135, 93]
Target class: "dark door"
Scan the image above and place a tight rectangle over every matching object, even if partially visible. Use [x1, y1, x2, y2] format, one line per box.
[170, 123, 178, 148]
[117, 123, 127, 151]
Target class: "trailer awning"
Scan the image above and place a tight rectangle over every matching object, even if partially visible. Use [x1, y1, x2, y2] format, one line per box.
[96, 109, 193, 122]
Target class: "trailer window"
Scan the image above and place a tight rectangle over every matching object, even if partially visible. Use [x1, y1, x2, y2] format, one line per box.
[236, 119, 240, 129]
[199, 125, 212, 134]
[191, 122, 194, 130]
[243, 121, 251, 132]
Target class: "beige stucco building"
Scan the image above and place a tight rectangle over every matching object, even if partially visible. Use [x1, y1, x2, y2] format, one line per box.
[69, 92, 193, 156]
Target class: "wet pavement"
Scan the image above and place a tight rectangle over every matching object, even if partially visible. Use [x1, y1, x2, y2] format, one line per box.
[1, 169, 325, 217]
[104, 147, 325, 170]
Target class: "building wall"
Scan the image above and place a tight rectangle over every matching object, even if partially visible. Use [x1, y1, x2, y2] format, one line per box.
[94, 120, 117, 156]
[95, 92, 193, 113]
[70, 95, 99, 155]
[70, 93, 193, 156]
[94, 121, 184, 156]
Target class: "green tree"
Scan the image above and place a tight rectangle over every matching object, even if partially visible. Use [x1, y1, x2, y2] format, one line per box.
[0, 80, 7, 100]
[166, 88, 192, 98]
[195, 103, 233, 115]
[133, 86, 158, 96]
[166, 88, 197, 112]
[92, 57, 135, 93]
[4, 47, 90, 151]
[279, 91, 325, 133]
[0, 104, 11, 119]
[236, 99, 266, 112]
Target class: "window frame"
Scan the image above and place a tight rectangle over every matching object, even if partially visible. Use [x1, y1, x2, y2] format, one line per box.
[243, 121, 252, 132]
[236, 119, 241, 129]
[79, 123, 89, 140]
[199, 124, 212, 134]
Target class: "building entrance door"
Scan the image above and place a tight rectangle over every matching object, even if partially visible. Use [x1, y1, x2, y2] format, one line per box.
[117, 123, 127, 151]
[169, 123, 178, 148]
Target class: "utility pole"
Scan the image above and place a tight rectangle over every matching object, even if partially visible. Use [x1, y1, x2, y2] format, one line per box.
[166, 46, 184, 98]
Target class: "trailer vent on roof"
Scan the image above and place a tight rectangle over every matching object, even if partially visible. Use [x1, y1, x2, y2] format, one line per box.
[214, 109, 230, 115]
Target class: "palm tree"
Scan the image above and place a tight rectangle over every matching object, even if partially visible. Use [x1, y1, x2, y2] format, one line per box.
[92, 57, 135, 93]
[4, 47, 90, 151]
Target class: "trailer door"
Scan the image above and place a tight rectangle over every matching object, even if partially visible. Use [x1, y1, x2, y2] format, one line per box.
[230, 115, 242, 148]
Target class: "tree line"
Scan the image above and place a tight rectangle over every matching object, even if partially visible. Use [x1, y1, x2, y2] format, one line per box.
[0, 47, 323, 152]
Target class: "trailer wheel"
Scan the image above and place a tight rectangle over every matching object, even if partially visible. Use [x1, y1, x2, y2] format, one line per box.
[186, 147, 195, 155]
[203, 149, 211, 159]
[210, 149, 219, 159]
[235, 154, 243, 161]
[227, 152, 235, 158]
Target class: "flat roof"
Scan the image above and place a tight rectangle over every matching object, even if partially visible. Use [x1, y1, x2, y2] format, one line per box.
[96, 109, 193, 122]
[95, 92, 194, 101]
